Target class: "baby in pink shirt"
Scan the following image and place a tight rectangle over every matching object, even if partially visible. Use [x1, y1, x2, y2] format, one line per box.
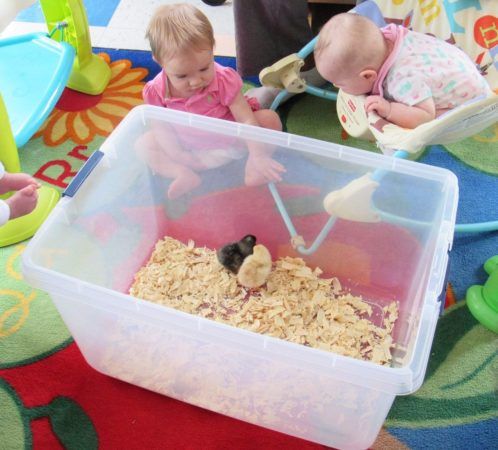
[314, 13, 491, 129]
[140, 3, 283, 199]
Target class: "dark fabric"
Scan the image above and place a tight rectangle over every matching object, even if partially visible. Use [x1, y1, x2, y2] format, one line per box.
[233, 0, 313, 77]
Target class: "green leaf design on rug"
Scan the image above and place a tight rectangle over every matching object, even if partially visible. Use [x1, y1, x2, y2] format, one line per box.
[444, 124, 498, 175]
[43, 397, 98, 450]
[0, 379, 30, 448]
[0, 379, 98, 449]
[386, 302, 498, 428]
[0, 245, 72, 369]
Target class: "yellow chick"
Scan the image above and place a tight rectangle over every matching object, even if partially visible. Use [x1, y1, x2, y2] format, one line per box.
[237, 244, 272, 289]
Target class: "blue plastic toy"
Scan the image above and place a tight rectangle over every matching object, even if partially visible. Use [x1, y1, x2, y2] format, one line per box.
[0, 31, 75, 147]
[0, 28, 74, 246]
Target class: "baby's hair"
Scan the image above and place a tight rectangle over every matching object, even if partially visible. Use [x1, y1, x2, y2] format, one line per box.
[315, 13, 386, 76]
[146, 3, 215, 63]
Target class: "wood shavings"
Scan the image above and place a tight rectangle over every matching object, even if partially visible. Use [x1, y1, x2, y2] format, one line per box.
[130, 236, 399, 366]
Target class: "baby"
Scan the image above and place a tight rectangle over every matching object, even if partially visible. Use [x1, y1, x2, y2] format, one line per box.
[141, 3, 284, 199]
[314, 13, 491, 129]
[0, 162, 39, 226]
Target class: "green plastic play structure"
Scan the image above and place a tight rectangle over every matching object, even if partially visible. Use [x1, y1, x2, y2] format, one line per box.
[0, 94, 60, 247]
[0, 0, 110, 247]
[40, 0, 111, 95]
[466, 256, 498, 334]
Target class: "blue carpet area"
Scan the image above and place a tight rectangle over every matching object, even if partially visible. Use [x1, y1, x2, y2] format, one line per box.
[390, 418, 498, 450]
[420, 146, 498, 300]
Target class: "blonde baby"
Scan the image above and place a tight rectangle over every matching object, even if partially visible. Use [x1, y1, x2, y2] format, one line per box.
[141, 3, 284, 199]
[314, 13, 491, 129]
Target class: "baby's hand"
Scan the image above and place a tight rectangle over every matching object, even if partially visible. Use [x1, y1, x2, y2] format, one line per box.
[245, 153, 286, 186]
[365, 95, 391, 119]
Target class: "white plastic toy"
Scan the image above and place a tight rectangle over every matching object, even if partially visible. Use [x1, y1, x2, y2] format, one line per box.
[335, 90, 374, 141]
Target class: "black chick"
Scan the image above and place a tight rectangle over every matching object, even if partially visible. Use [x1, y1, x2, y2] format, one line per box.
[217, 235, 257, 274]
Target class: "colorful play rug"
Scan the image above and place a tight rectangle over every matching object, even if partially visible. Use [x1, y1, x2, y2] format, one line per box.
[1, 50, 497, 450]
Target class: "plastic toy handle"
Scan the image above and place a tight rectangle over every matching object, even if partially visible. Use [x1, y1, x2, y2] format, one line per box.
[63, 150, 104, 197]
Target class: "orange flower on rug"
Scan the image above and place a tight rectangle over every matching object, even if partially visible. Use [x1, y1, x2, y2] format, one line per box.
[34, 53, 147, 146]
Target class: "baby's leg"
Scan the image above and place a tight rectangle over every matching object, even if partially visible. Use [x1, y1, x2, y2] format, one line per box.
[245, 110, 285, 186]
[5, 185, 38, 219]
[166, 166, 201, 200]
[135, 132, 201, 199]
[135, 129, 206, 171]
[135, 131, 173, 176]
[0, 172, 40, 195]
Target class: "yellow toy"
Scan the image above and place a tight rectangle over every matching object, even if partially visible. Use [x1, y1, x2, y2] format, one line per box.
[40, 0, 111, 95]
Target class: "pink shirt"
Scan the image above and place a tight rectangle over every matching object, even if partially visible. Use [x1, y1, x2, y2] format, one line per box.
[143, 63, 258, 153]
[372, 24, 490, 109]
[143, 62, 257, 121]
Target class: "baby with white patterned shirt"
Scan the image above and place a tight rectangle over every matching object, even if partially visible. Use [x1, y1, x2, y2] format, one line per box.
[314, 13, 491, 129]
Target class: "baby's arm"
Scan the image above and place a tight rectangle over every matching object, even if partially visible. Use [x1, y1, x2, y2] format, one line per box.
[365, 96, 436, 129]
[229, 92, 285, 184]
[229, 92, 260, 127]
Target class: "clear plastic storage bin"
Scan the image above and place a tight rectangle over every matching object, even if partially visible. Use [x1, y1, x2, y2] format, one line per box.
[22, 105, 458, 449]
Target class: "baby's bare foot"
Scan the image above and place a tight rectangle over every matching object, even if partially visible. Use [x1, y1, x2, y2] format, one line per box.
[167, 170, 201, 200]
[0, 172, 40, 195]
[5, 185, 39, 219]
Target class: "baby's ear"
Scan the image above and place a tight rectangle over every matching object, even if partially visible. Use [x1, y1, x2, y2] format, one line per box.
[360, 69, 378, 81]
